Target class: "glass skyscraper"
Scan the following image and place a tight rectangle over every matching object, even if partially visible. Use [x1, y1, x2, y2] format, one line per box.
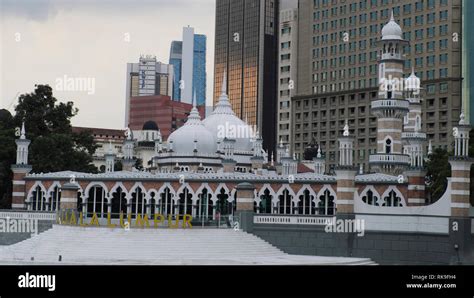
[193, 34, 207, 106]
[169, 41, 183, 102]
[463, 0, 474, 124]
[214, 0, 279, 154]
[169, 28, 207, 106]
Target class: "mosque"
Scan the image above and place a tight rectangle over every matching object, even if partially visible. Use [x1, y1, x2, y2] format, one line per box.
[7, 13, 473, 239]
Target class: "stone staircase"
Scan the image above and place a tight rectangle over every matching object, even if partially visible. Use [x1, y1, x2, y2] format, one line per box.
[0, 225, 376, 265]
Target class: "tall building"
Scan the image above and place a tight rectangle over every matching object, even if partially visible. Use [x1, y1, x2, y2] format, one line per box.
[292, 0, 462, 172]
[169, 27, 207, 105]
[125, 55, 174, 126]
[278, 6, 298, 146]
[128, 95, 205, 141]
[169, 41, 183, 101]
[213, 0, 279, 154]
[463, 0, 474, 123]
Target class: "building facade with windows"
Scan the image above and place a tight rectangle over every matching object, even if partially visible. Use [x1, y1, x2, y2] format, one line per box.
[170, 27, 207, 106]
[293, 0, 462, 171]
[213, 0, 279, 155]
[278, 7, 298, 147]
[125, 56, 174, 127]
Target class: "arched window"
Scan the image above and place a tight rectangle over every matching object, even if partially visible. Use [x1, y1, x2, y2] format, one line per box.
[216, 188, 231, 216]
[159, 187, 174, 216]
[111, 187, 127, 218]
[277, 189, 293, 215]
[297, 189, 315, 215]
[197, 188, 213, 220]
[362, 189, 379, 206]
[318, 189, 335, 215]
[131, 187, 146, 218]
[178, 187, 193, 215]
[385, 138, 392, 154]
[383, 190, 403, 207]
[258, 188, 273, 214]
[87, 186, 107, 218]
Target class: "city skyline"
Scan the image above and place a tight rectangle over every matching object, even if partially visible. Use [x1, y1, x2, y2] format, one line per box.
[0, 0, 215, 130]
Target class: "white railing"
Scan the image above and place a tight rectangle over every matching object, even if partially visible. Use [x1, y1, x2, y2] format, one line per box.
[402, 132, 427, 139]
[371, 99, 409, 110]
[0, 211, 56, 221]
[254, 215, 334, 226]
[369, 154, 410, 164]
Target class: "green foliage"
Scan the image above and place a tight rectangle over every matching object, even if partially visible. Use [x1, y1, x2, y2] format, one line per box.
[0, 85, 98, 208]
[425, 148, 451, 202]
[0, 110, 16, 208]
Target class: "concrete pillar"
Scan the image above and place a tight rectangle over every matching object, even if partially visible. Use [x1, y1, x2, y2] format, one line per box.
[122, 159, 135, 172]
[449, 159, 473, 217]
[235, 182, 255, 232]
[222, 159, 236, 173]
[405, 169, 427, 206]
[60, 182, 80, 225]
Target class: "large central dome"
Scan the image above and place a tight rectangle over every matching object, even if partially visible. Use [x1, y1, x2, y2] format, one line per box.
[202, 74, 253, 152]
[168, 105, 216, 155]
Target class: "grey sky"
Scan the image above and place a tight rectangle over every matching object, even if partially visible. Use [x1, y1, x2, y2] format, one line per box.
[0, 0, 215, 129]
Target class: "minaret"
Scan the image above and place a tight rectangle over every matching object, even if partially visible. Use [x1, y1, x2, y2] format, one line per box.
[250, 130, 264, 173]
[369, 10, 410, 175]
[122, 127, 136, 171]
[402, 69, 428, 206]
[104, 141, 116, 173]
[335, 120, 358, 214]
[11, 122, 32, 210]
[313, 146, 326, 175]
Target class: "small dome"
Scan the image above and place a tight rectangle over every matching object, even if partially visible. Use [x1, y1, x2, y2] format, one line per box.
[405, 69, 421, 91]
[142, 120, 159, 131]
[381, 11, 403, 40]
[168, 106, 216, 155]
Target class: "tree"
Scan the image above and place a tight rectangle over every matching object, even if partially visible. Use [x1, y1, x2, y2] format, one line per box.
[425, 148, 451, 203]
[0, 85, 98, 208]
[0, 109, 16, 208]
[13, 85, 98, 174]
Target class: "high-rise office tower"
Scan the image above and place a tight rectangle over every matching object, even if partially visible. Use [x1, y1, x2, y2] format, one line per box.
[278, 5, 298, 146]
[169, 41, 183, 101]
[292, 0, 462, 172]
[463, 0, 474, 123]
[169, 27, 207, 106]
[125, 55, 174, 127]
[214, 0, 279, 154]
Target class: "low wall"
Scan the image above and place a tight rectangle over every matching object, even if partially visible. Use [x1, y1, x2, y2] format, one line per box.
[0, 211, 56, 245]
[251, 214, 466, 265]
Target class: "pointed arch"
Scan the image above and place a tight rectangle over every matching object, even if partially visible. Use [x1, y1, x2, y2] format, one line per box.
[381, 186, 406, 207]
[83, 182, 109, 199]
[358, 185, 381, 206]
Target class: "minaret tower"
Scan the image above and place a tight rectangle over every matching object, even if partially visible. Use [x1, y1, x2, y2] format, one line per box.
[369, 11, 411, 175]
[11, 122, 32, 210]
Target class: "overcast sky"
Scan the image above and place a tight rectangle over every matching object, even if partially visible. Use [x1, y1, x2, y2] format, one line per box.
[0, 0, 216, 129]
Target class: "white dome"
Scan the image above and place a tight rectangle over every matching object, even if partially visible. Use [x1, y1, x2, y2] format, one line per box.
[405, 69, 421, 91]
[168, 106, 216, 155]
[202, 75, 254, 152]
[381, 11, 403, 40]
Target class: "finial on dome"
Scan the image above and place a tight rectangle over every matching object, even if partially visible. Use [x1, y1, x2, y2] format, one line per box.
[390, 9, 395, 22]
[279, 138, 283, 148]
[20, 121, 26, 140]
[221, 69, 227, 95]
[343, 119, 350, 136]
[428, 140, 433, 155]
[459, 112, 466, 125]
[271, 152, 274, 166]
[317, 146, 322, 158]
